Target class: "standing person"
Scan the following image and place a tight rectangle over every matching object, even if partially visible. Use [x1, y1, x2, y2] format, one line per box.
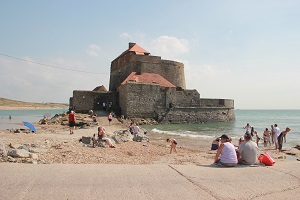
[243, 123, 251, 133]
[278, 127, 291, 152]
[68, 110, 76, 134]
[250, 127, 257, 137]
[213, 134, 238, 167]
[102, 102, 106, 111]
[263, 128, 271, 147]
[108, 113, 113, 125]
[238, 132, 259, 165]
[9, 115, 12, 120]
[271, 125, 275, 145]
[274, 124, 281, 150]
[166, 138, 177, 154]
[254, 131, 260, 147]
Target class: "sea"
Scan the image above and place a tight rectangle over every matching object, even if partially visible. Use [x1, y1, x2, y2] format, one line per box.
[0, 109, 299, 148]
[142, 110, 300, 148]
[0, 109, 67, 130]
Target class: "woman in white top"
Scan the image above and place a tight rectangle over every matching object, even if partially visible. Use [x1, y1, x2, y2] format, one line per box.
[214, 134, 238, 167]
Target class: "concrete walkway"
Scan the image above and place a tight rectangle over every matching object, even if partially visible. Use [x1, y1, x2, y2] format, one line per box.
[0, 161, 299, 200]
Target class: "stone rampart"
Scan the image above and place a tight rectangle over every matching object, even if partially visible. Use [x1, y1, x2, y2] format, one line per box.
[72, 91, 100, 112]
[156, 107, 235, 124]
[118, 82, 162, 118]
[174, 89, 200, 107]
[200, 98, 234, 108]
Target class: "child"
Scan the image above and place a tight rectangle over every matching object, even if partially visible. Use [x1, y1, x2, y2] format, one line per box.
[166, 138, 177, 154]
[211, 137, 220, 150]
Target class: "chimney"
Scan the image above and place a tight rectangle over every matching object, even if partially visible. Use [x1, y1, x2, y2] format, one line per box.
[129, 42, 136, 49]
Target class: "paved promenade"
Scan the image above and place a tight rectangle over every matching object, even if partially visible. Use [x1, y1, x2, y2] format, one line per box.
[0, 161, 299, 200]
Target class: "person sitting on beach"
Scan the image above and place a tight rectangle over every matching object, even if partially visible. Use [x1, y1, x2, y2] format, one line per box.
[211, 137, 220, 150]
[133, 123, 140, 135]
[213, 134, 238, 167]
[41, 116, 47, 125]
[237, 132, 259, 165]
[98, 126, 115, 148]
[278, 127, 291, 152]
[238, 136, 245, 146]
[129, 122, 134, 135]
[166, 138, 177, 154]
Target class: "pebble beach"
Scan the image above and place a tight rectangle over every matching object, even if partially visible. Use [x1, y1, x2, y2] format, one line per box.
[1, 111, 299, 165]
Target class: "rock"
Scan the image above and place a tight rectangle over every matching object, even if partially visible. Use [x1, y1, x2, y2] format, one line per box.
[81, 137, 91, 144]
[0, 143, 6, 157]
[29, 153, 39, 160]
[294, 145, 300, 150]
[7, 156, 16, 162]
[18, 144, 32, 152]
[133, 134, 149, 142]
[7, 149, 30, 158]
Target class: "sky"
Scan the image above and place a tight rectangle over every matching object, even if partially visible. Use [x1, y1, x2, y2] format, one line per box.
[1, 0, 299, 109]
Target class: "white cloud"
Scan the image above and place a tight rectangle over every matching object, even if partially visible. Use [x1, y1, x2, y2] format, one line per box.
[150, 36, 189, 59]
[86, 44, 101, 57]
[120, 32, 132, 40]
[0, 56, 108, 103]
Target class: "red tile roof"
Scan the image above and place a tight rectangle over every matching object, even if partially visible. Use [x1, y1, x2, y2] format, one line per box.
[129, 43, 149, 55]
[121, 72, 176, 88]
[116, 43, 150, 60]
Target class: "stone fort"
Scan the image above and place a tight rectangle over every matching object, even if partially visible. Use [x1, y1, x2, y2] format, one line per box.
[70, 43, 235, 123]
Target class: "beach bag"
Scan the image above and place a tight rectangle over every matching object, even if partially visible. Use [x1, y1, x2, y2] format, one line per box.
[258, 152, 275, 166]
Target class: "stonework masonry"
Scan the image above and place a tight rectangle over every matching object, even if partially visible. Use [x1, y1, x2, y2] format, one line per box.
[70, 42, 235, 123]
[109, 56, 186, 91]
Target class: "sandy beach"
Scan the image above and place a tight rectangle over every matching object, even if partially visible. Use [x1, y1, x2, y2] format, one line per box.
[1, 112, 299, 165]
[1, 112, 300, 199]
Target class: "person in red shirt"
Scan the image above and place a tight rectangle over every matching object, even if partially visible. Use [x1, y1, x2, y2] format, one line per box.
[68, 110, 76, 134]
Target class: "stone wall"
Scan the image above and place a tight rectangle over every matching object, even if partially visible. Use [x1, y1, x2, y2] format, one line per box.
[174, 89, 200, 107]
[200, 98, 234, 108]
[159, 60, 186, 89]
[72, 91, 100, 112]
[109, 55, 186, 91]
[70, 90, 119, 113]
[157, 107, 235, 124]
[118, 82, 163, 118]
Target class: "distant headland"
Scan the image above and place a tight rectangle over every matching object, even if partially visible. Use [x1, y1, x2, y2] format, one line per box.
[0, 97, 68, 110]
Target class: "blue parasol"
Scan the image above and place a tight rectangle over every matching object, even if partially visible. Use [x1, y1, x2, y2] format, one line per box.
[23, 121, 36, 133]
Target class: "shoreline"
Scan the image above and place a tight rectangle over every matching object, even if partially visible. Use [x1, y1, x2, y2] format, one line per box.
[0, 106, 68, 110]
[1, 114, 299, 165]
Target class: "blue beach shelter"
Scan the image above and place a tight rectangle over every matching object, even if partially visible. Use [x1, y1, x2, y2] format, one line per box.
[23, 121, 36, 133]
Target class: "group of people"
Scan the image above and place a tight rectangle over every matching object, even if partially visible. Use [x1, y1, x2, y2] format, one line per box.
[244, 123, 291, 151]
[213, 133, 259, 167]
[212, 123, 291, 167]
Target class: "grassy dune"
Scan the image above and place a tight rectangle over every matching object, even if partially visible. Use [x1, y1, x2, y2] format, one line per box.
[0, 97, 68, 110]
